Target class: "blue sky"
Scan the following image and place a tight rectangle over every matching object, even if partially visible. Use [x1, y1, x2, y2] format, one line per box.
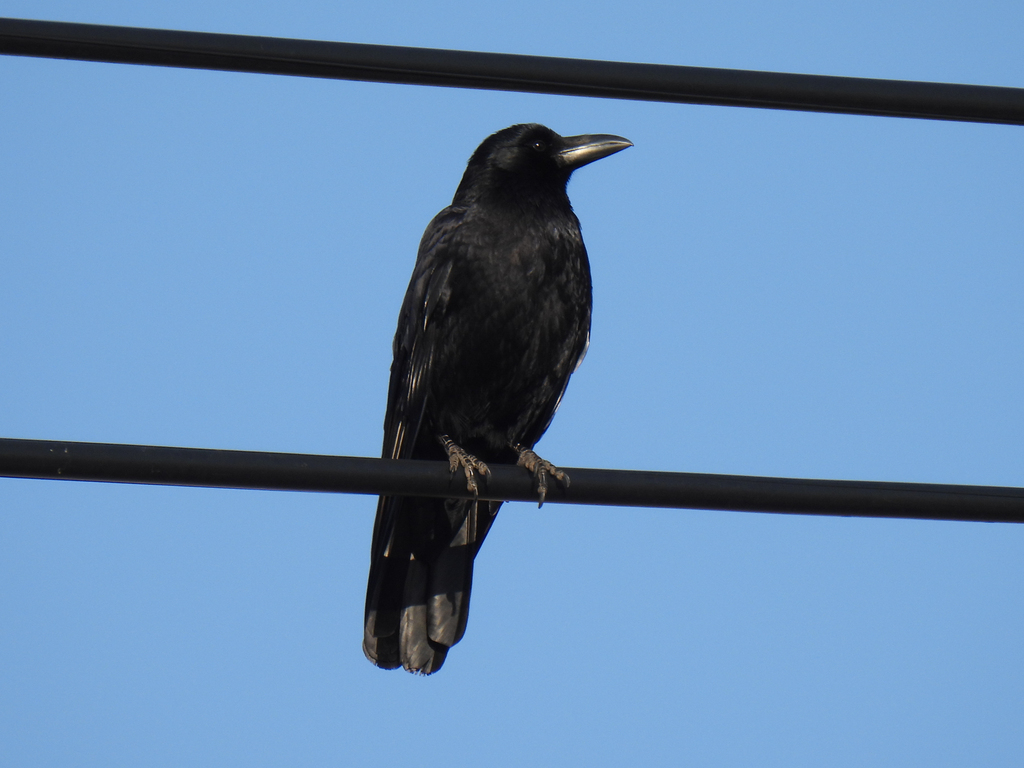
[2, 1, 1022, 766]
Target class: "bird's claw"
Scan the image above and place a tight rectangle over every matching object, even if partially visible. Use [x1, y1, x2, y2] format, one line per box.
[515, 446, 569, 507]
[438, 435, 490, 497]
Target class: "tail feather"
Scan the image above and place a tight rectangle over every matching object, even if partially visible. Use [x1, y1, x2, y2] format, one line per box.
[426, 498, 476, 647]
[363, 498, 501, 674]
[398, 556, 444, 673]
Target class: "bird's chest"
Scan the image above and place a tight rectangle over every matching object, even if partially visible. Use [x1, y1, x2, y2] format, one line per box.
[441, 225, 585, 368]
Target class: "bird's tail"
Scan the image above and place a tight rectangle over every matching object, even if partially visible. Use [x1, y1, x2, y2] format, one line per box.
[363, 497, 499, 674]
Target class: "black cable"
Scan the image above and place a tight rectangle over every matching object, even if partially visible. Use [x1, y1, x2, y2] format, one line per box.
[2, 17, 1022, 125]
[2, 438, 1022, 523]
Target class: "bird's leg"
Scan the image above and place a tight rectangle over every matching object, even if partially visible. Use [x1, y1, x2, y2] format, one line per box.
[438, 435, 491, 497]
[512, 444, 570, 507]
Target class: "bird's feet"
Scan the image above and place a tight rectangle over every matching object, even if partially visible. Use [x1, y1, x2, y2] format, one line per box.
[514, 445, 569, 507]
[438, 435, 491, 497]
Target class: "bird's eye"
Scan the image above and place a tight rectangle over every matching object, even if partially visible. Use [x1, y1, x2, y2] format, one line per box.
[531, 140, 548, 153]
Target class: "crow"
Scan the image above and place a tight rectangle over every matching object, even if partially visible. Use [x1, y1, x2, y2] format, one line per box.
[363, 123, 631, 674]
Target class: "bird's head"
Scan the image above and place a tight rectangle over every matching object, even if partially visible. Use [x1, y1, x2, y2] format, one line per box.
[454, 124, 631, 204]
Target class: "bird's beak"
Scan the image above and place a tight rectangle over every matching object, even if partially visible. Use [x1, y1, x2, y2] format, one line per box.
[556, 134, 633, 170]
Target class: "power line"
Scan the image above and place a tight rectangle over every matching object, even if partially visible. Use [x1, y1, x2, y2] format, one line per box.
[2, 17, 1022, 125]
[2, 438, 1022, 524]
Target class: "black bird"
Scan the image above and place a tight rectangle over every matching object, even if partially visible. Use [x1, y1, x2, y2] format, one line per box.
[363, 124, 631, 674]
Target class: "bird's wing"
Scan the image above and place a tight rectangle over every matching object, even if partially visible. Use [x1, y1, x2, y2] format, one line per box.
[364, 209, 465, 672]
[380, 208, 464, 462]
[380, 268, 450, 463]
[367, 209, 461, 566]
